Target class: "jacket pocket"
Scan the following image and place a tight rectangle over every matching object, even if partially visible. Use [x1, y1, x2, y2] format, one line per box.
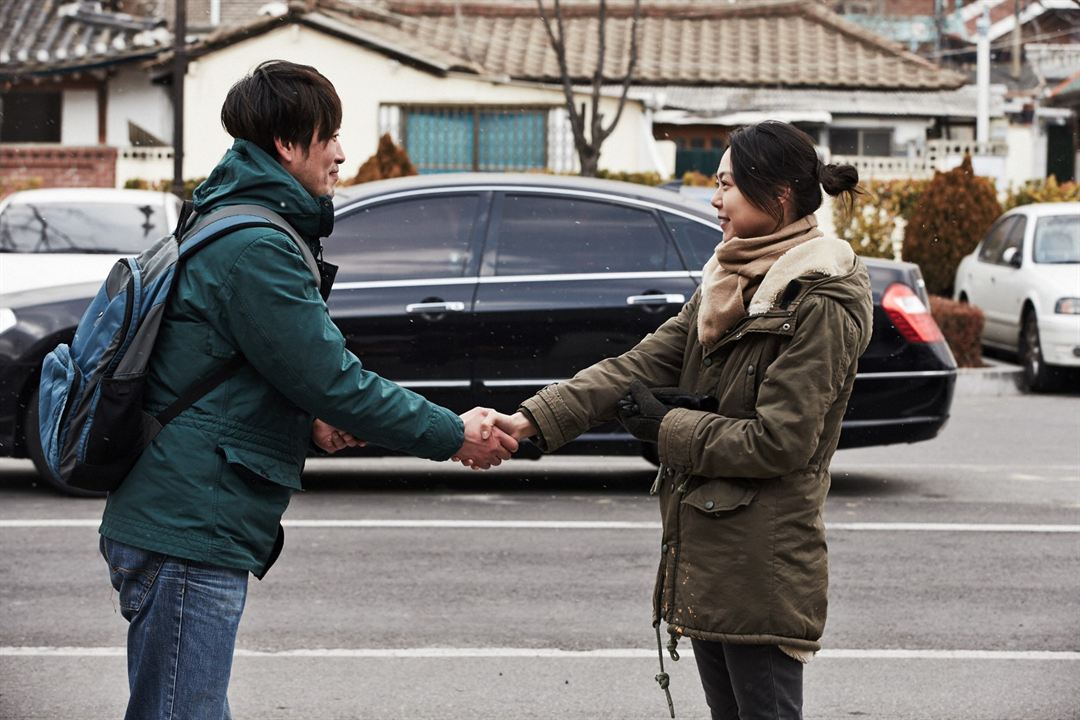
[217, 443, 303, 490]
[681, 478, 758, 515]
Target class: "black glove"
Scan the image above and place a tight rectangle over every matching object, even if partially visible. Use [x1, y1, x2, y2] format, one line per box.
[615, 380, 671, 444]
[650, 387, 719, 413]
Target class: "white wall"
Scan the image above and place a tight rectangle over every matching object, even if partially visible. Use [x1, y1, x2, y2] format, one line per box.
[829, 116, 929, 154]
[181, 24, 655, 178]
[107, 65, 173, 147]
[60, 89, 97, 145]
[1004, 123, 1042, 187]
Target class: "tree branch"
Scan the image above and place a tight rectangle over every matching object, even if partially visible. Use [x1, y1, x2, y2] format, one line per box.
[598, 0, 641, 144]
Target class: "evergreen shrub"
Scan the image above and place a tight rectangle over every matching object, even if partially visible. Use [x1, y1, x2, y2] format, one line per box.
[594, 169, 664, 186]
[1002, 176, 1080, 210]
[345, 134, 417, 185]
[929, 295, 985, 368]
[902, 156, 1001, 297]
[833, 178, 927, 259]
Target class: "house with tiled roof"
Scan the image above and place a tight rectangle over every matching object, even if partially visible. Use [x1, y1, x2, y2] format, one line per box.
[0, 0, 174, 191]
[3, 0, 1015, 189]
[156, 0, 995, 182]
[831, 0, 1080, 183]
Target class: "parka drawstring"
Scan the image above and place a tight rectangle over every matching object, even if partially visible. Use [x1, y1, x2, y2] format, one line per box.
[654, 623, 678, 718]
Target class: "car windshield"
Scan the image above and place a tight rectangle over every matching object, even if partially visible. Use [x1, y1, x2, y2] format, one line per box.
[1032, 214, 1079, 264]
[0, 201, 168, 253]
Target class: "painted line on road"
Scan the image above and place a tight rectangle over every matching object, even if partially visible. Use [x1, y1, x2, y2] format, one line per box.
[1, 519, 1079, 533]
[2, 646, 1078, 661]
[833, 463, 1080, 472]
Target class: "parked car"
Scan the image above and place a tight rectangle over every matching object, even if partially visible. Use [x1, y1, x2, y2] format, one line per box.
[0, 187, 183, 295]
[0, 174, 956, 494]
[954, 202, 1080, 391]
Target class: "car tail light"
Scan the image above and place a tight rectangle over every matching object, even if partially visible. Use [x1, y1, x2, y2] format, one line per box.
[881, 283, 944, 343]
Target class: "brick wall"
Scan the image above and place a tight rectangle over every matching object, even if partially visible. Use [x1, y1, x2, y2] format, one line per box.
[0, 146, 117, 196]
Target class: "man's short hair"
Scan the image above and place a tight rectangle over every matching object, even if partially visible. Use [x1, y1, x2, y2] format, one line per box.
[221, 60, 342, 158]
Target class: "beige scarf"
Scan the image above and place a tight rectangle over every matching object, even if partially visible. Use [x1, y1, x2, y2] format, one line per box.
[697, 215, 822, 348]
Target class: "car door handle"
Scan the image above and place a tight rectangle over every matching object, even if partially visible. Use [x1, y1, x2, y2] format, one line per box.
[626, 294, 685, 306]
[406, 301, 466, 314]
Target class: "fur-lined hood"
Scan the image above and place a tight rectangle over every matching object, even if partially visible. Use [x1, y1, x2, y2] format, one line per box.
[747, 236, 871, 322]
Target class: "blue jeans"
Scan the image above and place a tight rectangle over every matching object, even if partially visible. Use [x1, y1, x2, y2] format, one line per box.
[100, 536, 249, 720]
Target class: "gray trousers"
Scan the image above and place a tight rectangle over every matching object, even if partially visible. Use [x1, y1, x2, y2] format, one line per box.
[690, 639, 804, 720]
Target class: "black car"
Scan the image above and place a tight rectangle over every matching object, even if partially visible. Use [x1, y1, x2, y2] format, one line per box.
[0, 174, 956, 494]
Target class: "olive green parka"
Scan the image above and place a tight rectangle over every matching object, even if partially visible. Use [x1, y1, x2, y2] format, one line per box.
[100, 140, 464, 577]
[521, 235, 873, 651]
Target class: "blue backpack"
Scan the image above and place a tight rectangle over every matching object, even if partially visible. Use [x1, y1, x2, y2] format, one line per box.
[37, 203, 322, 492]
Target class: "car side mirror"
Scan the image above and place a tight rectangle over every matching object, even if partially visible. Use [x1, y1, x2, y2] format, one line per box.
[1001, 246, 1022, 268]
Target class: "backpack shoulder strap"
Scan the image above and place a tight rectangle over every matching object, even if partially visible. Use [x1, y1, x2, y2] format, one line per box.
[151, 204, 322, 428]
[181, 204, 322, 289]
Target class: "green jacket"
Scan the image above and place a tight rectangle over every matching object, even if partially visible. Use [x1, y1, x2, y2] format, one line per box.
[522, 236, 873, 651]
[100, 140, 464, 576]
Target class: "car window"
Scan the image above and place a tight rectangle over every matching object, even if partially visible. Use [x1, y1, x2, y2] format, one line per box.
[0, 201, 169, 253]
[494, 194, 675, 275]
[662, 213, 723, 270]
[996, 216, 1027, 266]
[327, 194, 479, 282]
[977, 217, 1016, 263]
[1033, 214, 1080, 264]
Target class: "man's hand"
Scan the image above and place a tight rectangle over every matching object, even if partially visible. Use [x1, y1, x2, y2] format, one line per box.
[452, 407, 519, 469]
[615, 380, 672, 444]
[312, 419, 365, 454]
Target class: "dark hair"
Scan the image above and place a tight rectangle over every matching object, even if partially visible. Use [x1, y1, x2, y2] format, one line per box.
[727, 121, 861, 231]
[220, 60, 342, 159]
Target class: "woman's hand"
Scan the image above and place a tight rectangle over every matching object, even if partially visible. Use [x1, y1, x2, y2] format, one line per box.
[490, 410, 538, 441]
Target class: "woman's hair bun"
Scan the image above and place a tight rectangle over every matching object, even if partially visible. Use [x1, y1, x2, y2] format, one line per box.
[819, 162, 859, 196]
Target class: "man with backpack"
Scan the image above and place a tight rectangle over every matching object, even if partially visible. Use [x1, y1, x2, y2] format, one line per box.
[94, 60, 516, 719]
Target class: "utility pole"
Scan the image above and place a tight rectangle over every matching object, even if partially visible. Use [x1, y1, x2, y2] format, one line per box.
[933, 0, 944, 63]
[976, 7, 990, 143]
[171, 0, 187, 197]
[1011, 0, 1023, 79]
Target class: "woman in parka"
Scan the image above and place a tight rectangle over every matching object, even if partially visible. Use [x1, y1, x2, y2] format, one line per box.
[488, 121, 873, 719]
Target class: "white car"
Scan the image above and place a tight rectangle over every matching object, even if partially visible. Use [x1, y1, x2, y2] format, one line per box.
[954, 202, 1080, 391]
[0, 187, 183, 295]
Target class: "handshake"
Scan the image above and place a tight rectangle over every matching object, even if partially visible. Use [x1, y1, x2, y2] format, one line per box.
[310, 408, 537, 470]
[311, 383, 719, 469]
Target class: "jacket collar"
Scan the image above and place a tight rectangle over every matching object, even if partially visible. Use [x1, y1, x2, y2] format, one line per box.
[747, 237, 856, 316]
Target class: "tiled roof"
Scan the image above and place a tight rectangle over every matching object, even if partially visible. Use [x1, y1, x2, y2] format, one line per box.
[0, 0, 171, 80]
[642, 83, 1005, 120]
[174, 6, 482, 75]
[160, 0, 967, 90]
[350, 0, 966, 89]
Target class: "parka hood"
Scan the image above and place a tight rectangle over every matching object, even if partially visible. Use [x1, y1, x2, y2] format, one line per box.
[192, 139, 334, 242]
[748, 236, 873, 342]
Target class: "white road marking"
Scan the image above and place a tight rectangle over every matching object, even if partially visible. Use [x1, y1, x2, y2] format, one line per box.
[1, 519, 1079, 532]
[1, 646, 1077, 661]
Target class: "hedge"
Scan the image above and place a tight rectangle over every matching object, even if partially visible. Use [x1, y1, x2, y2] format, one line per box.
[929, 295, 985, 368]
[903, 156, 1001, 297]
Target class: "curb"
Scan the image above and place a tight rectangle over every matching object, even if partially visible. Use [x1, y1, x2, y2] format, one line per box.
[954, 357, 1022, 397]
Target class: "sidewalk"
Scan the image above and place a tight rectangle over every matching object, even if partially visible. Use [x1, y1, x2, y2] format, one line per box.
[954, 356, 1022, 397]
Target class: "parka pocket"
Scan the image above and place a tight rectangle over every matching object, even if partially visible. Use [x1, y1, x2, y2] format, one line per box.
[681, 478, 758, 515]
[217, 443, 303, 491]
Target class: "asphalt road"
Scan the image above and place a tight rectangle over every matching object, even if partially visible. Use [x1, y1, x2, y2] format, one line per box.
[1, 392, 1078, 719]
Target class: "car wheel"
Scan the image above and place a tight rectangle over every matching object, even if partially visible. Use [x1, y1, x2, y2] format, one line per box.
[23, 388, 105, 498]
[1019, 312, 1061, 393]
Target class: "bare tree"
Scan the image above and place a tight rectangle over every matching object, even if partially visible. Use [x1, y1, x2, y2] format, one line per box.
[536, 0, 642, 176]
